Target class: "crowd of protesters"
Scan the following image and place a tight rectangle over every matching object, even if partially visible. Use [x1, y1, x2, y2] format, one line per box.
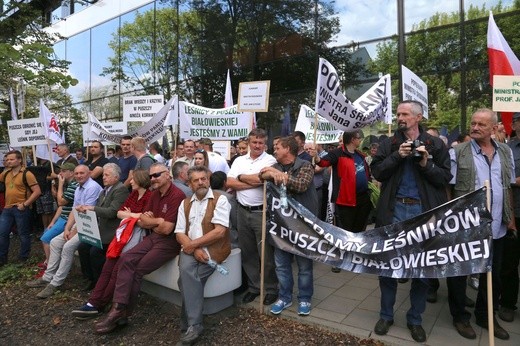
[0, 102, 518, 343]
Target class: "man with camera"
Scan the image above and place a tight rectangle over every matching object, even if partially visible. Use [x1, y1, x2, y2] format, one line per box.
[370, 100, 451, 343]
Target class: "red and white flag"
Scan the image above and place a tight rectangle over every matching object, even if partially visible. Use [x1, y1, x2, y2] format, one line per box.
[487, 11, 520, 134]
[224, 69, 233, 107]
[39, 99, 63, 145]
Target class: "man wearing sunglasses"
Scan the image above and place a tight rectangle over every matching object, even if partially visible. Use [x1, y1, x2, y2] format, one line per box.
[95, 163, 185, 334]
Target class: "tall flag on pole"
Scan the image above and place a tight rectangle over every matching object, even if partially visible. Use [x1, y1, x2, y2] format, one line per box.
[39, 99, 63, 144]
[487, 11, 520, 134]
[9, 88, 17, 120]
[224, 69, 233, 107]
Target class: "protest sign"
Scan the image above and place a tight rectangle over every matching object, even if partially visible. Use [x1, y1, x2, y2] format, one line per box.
[123, 95, 164, 122]
[82, 121, 127, 146]
[315, 58, 391, 131]
[492, 75, 520, 112]
[237, 80, 270, 112]
[7, 118, 47, 146]
[401, 65, 429, 119]
[267, 183, 492, 278]
[179, 102, 253, 140]
[295, 105, 342, 143]
[74, 210, 102, 249]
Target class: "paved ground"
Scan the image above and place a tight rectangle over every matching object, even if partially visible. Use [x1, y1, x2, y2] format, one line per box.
[244, 261, 520, 345]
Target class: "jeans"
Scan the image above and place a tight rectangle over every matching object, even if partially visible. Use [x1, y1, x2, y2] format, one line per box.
[274, 248, 313, 303]
[379, 200, 428, 325]
[40, 217, 67, 244]
[0, 207, 32, 262]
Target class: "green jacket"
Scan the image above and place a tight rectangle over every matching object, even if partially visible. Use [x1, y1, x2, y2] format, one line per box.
[452, 141, 513, 225]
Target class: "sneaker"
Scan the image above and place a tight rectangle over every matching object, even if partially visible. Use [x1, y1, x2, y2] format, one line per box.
[72, 304, 101, 319]
[179, 324, 204, 344]
[26, 278, 49, 288]
[270, 299, 292, 315]
[298, 301, 311, 316]
[37, 284, 58, 299]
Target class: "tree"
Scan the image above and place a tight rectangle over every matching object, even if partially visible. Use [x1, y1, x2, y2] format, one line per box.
[101, 0, 364, 134]
[0, 2, 78, 142]
[369, 1, 520, 132]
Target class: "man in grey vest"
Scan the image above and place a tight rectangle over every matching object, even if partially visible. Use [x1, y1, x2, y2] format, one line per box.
[450, 108, 515, 340]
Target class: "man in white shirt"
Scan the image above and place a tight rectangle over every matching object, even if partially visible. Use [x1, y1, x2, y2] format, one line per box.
[198, 138, 230, 173]
[227, 128, 278, 305]
[175, 165, 231, 345]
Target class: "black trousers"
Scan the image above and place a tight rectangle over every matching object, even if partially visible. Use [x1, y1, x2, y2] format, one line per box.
[78, 242, 108, 283]
[500, 222, 520, 310]
[335, 193, 372, 233]
[429, 276, 470, 323]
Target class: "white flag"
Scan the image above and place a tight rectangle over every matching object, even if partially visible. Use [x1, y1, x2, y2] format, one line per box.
[39, 99, 63, 144]
[224, 69, 234, 107]
[9, 88, 17, 120]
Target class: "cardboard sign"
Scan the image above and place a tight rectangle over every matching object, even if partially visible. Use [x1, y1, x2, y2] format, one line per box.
[237, 81, 270, 112]
[74, 210, 102, 249]
[123, 95, 164, 122]
[492, 75, 520, 112]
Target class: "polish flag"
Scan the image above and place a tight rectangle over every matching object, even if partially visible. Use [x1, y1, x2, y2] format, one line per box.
[487, 11, 520, 134]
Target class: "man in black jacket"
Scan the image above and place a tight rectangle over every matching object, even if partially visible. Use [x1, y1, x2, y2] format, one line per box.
[370, 100, 451, 343]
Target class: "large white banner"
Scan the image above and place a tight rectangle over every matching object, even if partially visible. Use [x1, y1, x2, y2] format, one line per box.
[7, 118, 47, 146]
[87, 96, 176, 145]
[82, 121, 127, 146]
[401, 65, 429, 119]
[315, 58, 391, 131]
[123, 95, 165, 122]
[179, 102, 253, 140]
[295, 105, 342, 143]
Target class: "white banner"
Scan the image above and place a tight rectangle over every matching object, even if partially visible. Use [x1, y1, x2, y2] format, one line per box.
[401, 65, 429, 119]
[123, 95, 165, 122]
[7, 118, 47, 146]
[131, 96, 176, 144]
[315, 58, 391, 131]
[295, 105, 342, 143]
[87, 96, 176, 145]
[179, 102, 253, 140]
[82, 121, 127, 146]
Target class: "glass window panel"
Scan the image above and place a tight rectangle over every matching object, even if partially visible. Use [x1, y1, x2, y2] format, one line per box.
[65, 30, 90, 104]
[91, 17, 121, 119]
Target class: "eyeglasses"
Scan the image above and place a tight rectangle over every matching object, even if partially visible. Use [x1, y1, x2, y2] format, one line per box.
[195, 149, 205, 153]
[149, 170, 168, 179]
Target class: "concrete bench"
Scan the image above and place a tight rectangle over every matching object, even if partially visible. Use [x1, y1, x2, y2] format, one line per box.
[141, 248, 242, 314]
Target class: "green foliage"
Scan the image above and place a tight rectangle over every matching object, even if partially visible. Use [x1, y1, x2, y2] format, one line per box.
[369, 1, 520, 132]
[0, 263, 34, 286]
[0, 2, 78, 143]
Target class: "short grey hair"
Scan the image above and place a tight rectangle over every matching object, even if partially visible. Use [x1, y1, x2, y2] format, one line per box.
[103, 163, 121, 179]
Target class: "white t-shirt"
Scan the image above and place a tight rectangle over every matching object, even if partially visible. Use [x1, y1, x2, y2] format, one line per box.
[228, 151, 276, 206]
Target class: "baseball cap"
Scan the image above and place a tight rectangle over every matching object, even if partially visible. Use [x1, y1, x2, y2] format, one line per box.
[60, 162, 77, 171]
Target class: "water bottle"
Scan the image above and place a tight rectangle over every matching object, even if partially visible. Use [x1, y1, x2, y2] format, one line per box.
[207, 259, 229, 275]
[280, 183, 288, 209]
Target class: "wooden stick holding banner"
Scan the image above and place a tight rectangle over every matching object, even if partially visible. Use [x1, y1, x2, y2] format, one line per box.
[484, 180, 494, 346]
[312, 111, 319, 165]
[259, 180, 267, 313]
[46, 140, 55, 174]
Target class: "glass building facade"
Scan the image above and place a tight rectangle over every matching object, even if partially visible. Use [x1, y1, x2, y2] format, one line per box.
[43, 0, 520, 139]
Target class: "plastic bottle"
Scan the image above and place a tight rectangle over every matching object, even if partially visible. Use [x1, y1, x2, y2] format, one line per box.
[280, 183, 288, 209]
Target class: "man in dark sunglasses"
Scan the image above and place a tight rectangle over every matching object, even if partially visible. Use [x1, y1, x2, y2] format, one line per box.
[95, 163, 185, 334]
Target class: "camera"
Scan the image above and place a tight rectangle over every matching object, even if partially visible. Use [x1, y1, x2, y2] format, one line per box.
[408, 139, 424, 159]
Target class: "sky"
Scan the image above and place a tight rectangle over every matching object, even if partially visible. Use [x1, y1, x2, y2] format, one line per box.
[333, 0, 514, 49]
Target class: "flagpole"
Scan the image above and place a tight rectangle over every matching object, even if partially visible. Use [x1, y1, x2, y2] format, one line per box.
[484, 180, 494, 346]
[46, 140, 55, 174]
[312, 111, 318, 165]
[259, 180, 267, 313]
